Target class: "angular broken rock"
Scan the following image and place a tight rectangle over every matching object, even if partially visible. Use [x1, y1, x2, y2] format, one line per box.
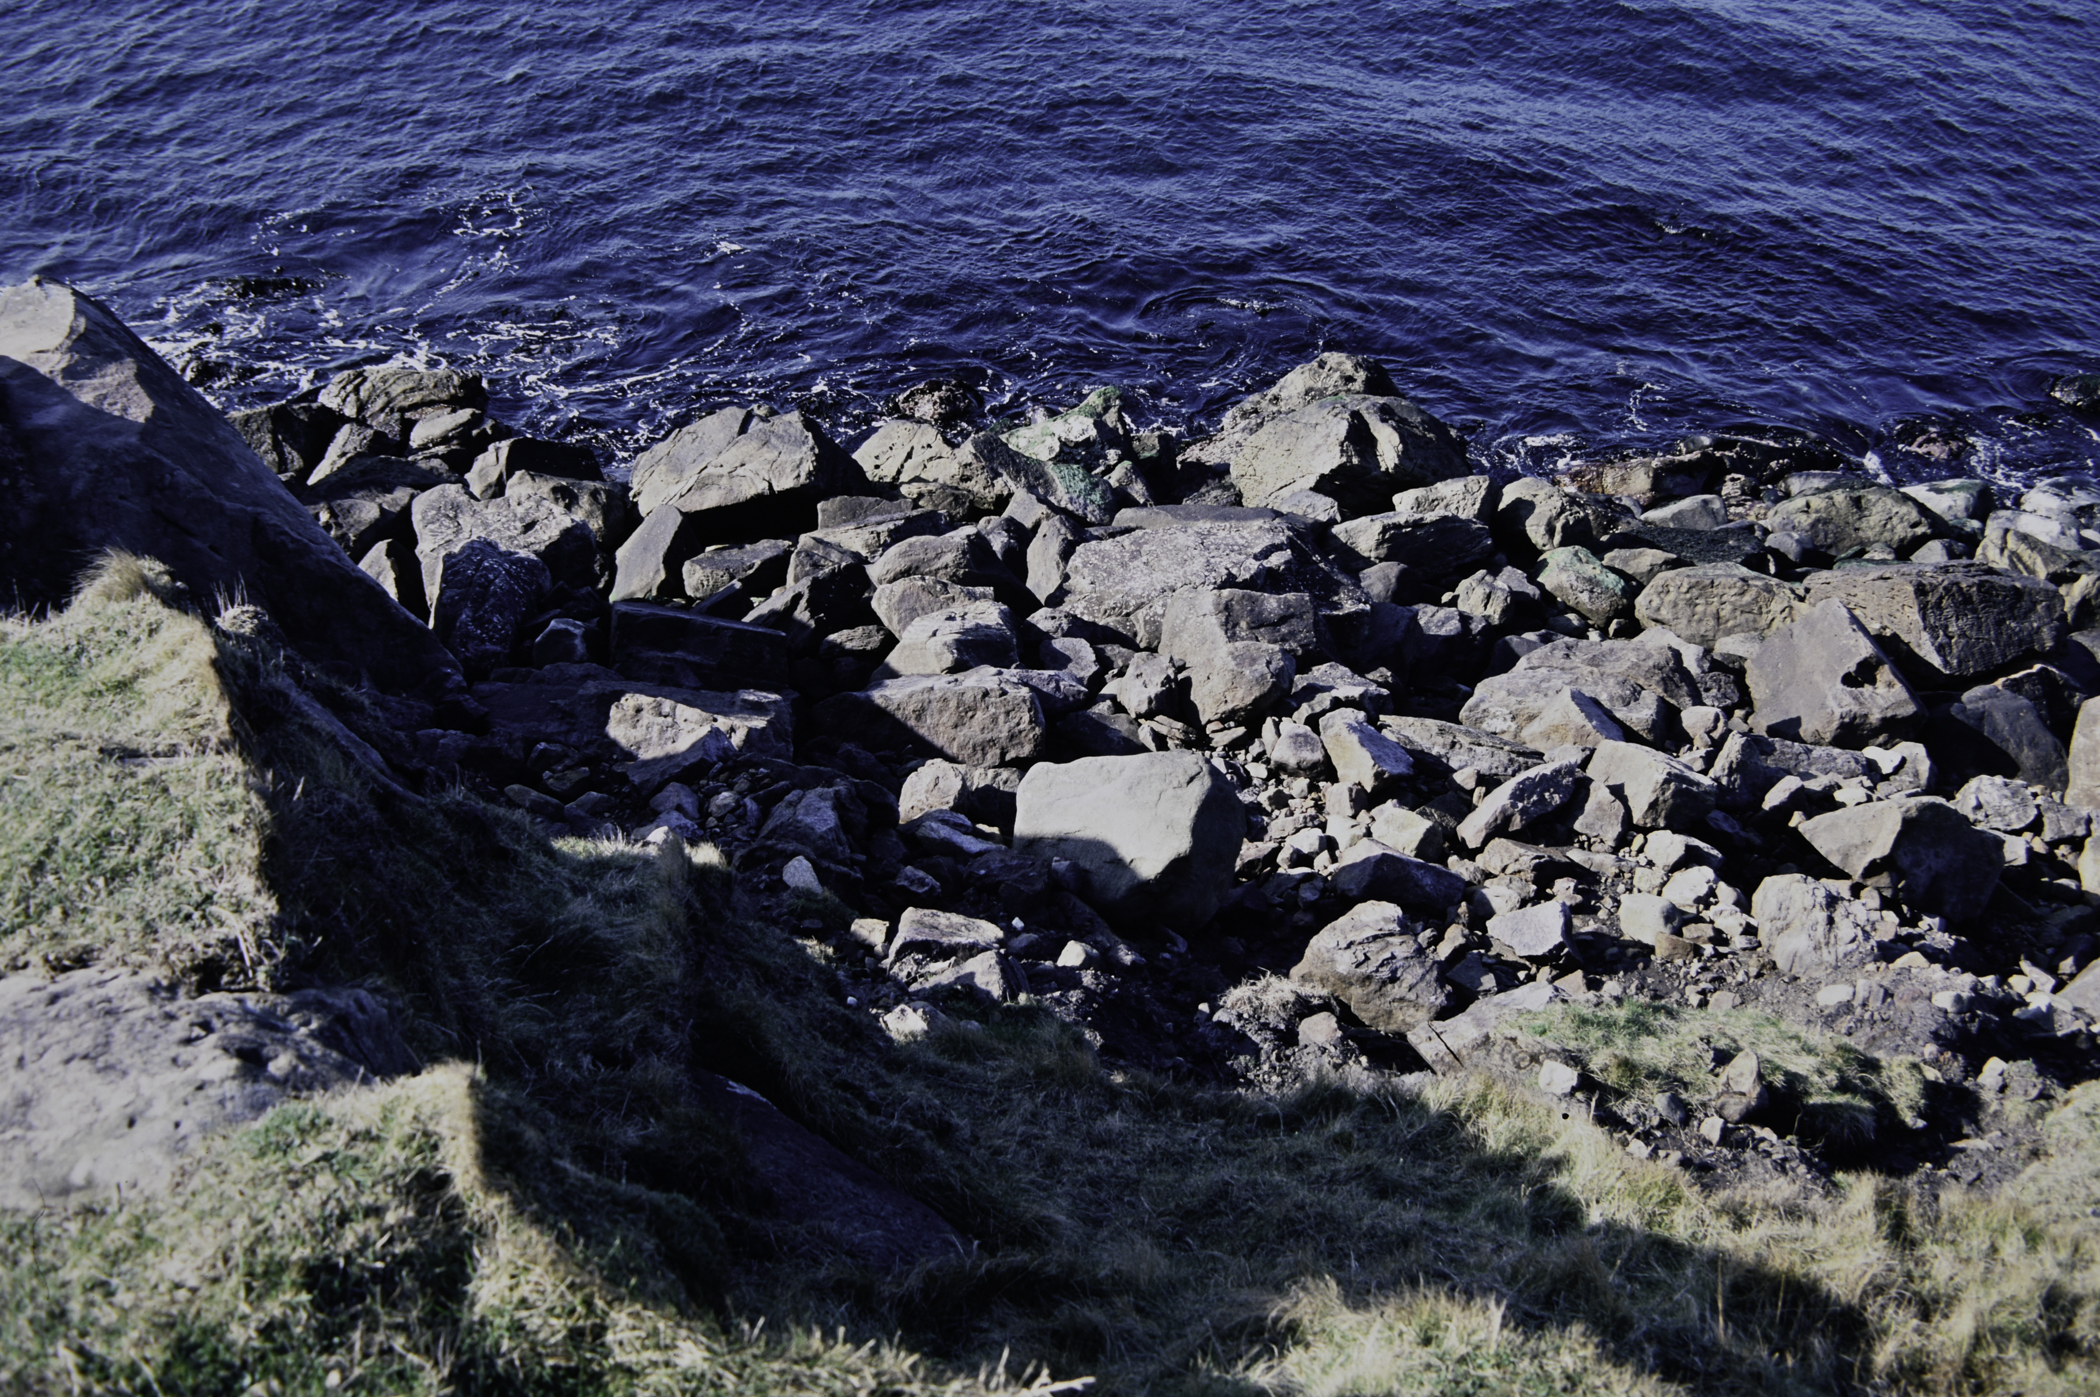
[1319, 710, 1415, 796]
[603, 684, 794, 788]
[1013, 751, 1244, 931]
[1803, 563, 2065, 685]
[1328, 841, 1470, 917]
[873, 602, 1022, 678]
[1488, 900, 1570, 959]
[428, 539, 550, 679]
[1764, 483, 1938, 557]
[1586, 741, 1716, 830]
[1380, 716, 1543, 781]
[1456, 760, 1582, 848]
[1536, 546, 1631, 625]
[1288, 900, 1451, 1033]
[1751, 874, 1880, 976]
[1405, 980, 1561, 1074]
[1186, 641, 1296, 726]
[814, 669, 1048, 767]
[1748, 599, 1921, 748]
[1615, 892, 1684, 946]
[1519, 689, 1626, 751]
[2069, 696, 2100, 811]
[1795, 798, 2003, 922]
[1631, 563, 1804, 646]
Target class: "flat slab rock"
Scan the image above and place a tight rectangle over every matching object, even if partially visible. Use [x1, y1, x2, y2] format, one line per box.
[0, 969, 415, 1210]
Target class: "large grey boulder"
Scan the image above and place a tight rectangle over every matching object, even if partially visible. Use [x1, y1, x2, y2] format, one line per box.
[1055, 517, 1358, 648]
[1632, 564, 1805, 645]
[1319, 710, 1416, 795]
[1796, 798, 2003, 922]
[318, 365, 486, 441]
[1765, 484, 1938, 556]
[1928, 683, 2069, 793]
[1464, 667, 1673, 747]
[1493, 477, 1633, 559]
[412, 484, 598, 599]
[1801, 563, 2065, 684]
[627, 408, 867, 545]
[1288, 901, 1451, 1032]
[1329, 511, 1495, 580]
[1379, 716, 1543, 780]
[0, 969, 413, 1209]
[1586, 741, 1716, 829]
[2068, 697, 2100, 810]
[1750, 875, 1879, 978]
[428, 538, 550, 678]
[815, 668, 1049, 767]
[1327, 842, 1469, 917]
[873, 602, 1023, 677]
[1158, 587, 1319, 658]
[0, 279, 456, 689]
[1747, 599, 1921, 747]
[1536, 545, 1632, 625]
[608, 601, 793, 691]
[1185, 641, 1296, 726]
[1455, 760, 1583, 847]
[1014, 751, 1244, 930]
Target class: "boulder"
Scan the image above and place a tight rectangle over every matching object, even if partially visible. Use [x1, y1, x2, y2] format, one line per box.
[1764, 484, 1938, 557]
[1159, 587, 1319, 658]
[1185, 641, 1296, 726]
[229, 399, 347, 480]
[318, 365, 486, 440]
[1514, 637, 1706, 710]
[1489, 900, 1571, 959]
[1641, 494, 1728, 530]
[1393, 475, 1499, 522]
[1405, 981, 1561, 1074]
[970, 425, 1115, 523]
[1747, 600, 1921, 747]
[898, 760, 1023, 829]
[1288, 901, 1451, 1032]
[1013, 751, 1244, 930]
[627, 406, 755, 517]
[1586, 741, 1716, 829]
[816, 668, 1049, 767]
[427, 539, 550, 678]
[1465, 667, 1674, 747]
[629, 409, 867, 544]
[1327, 842, 1470, 917]
[1536, 546, 1632, 625]
[464, 437, 599, 499]
[1750, 874, 1880, 976]
[0, 969, 413, 1208]
[1379, 716, 1543, 781]
[678, 538, 793, 603]
[1632, 564, 1805, 646]
[872, 577, 998, 638]
[1927, 684, 2069, 793]
[1455, 760, 1583, 847]
[1802, 563, 2065, 684]
[601, 686, 794, 788]
[0, 279, 456, 689]
[506, 472, 635, 554]
[2068, 697, 2100, 810]
[1453, 565, 1546, 627]
[608, 601, 792, 690]
[1055, 517, 1356, 648]
[412, 484, 599, 600]
[1519, 689, 1626, 750]
[874, 602, 1023, 677]
[1493, 478, 1633, 559]
[1354, 603, 1492, 676]
[1795, 798, 2003, 922]
[1953, 775, 2040, 833]
[1329, 512, 1495, 580]
[1318, 710, 1415, 796]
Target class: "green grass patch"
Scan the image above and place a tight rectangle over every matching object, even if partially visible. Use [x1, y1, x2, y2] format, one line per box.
[1519, 998, 1932, 1147]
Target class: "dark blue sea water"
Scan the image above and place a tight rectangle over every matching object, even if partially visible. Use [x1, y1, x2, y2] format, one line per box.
[5, 0, 2098, 486]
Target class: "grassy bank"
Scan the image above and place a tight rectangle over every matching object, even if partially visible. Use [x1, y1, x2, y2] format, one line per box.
[2, 562, 2096, 1394]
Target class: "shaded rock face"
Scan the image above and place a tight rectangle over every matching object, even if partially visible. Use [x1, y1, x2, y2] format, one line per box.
[0, 279, 456, 689]
[1796, 798, 2003, 922]
[1014, 751, 1244, 931]
[0, 969, 415, 1209]
[1803, 563, 2065, 685]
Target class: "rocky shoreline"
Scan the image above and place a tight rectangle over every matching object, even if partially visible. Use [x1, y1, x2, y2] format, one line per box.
[8, 274, 2100, 1204]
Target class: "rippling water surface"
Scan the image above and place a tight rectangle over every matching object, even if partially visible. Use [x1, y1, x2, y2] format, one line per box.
[4, 0, 2097, 483]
